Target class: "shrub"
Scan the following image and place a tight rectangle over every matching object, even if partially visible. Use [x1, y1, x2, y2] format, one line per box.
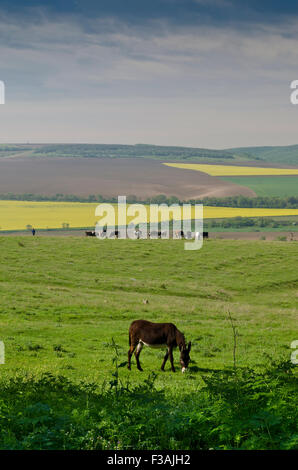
[0, 357, 296, 450]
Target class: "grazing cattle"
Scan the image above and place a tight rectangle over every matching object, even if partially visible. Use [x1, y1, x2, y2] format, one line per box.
[109, 230, 119, 238]
[85, 231, 96, 237]
[128, 319, 191, 373]
[175, 230, 185, 239]
[191, 231, 208, 240]
[149, 231, 162, 238]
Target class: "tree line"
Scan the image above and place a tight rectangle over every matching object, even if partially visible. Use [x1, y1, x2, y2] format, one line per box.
[204, 217, 297, 229]
[34, 143, 234, 160]
[1, 193, 298, 208]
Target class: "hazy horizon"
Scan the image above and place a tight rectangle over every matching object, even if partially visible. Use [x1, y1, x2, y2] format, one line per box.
[1, 142, 298, 151]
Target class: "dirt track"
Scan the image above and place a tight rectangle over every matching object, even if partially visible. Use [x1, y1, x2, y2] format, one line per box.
[1, 230, 297, 241]
[208, 231, 298, 241]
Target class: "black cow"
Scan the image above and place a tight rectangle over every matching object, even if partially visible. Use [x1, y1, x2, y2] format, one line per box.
[85, 231, 96, 237]
[149, 231, 162, 238]
[110, 230, 119, 238]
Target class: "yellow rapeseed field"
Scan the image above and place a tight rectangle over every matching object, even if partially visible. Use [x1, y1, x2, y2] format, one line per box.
[163, 163, 298, 176]
[1, 200, 298, 231]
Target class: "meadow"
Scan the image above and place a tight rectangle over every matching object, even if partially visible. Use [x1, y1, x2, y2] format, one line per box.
[220, 176, 298, 197]
[0, 237, 297, 449]
[2, 200, 298, 231]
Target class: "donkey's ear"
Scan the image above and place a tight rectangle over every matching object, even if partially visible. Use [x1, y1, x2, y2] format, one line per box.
[187, 341, 191, 352]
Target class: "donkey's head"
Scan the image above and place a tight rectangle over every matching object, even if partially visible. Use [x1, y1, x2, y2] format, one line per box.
[179, 341, 191, 373]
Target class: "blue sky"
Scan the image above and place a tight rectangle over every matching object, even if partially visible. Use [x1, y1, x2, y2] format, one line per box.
[1, 0, 298, 147]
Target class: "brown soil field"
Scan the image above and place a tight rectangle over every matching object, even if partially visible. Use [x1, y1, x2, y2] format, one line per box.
[0, 157, 256, 199]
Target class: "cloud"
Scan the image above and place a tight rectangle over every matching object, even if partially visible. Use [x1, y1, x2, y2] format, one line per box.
[1, 5, 298, 146]
[2, 13, 298, 98]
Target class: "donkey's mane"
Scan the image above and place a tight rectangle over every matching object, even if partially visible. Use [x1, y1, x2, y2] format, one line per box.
[176, 329, 186, 349]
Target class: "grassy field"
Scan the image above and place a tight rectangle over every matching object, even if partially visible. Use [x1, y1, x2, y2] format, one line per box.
[163, 163, 298, 176]
[0, 237, 297, 449]
[220, 176, 298, 197]
[2, 200, 298, 231]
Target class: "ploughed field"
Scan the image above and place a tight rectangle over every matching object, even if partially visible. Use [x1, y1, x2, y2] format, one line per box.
[0, 238, 297, 449]
[1, 156, 298, 202]
[0, 156, 258, 199]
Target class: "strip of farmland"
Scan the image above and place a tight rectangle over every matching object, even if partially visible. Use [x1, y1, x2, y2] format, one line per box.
[163, 163, 298, 176]
[2, 200, 298, 231]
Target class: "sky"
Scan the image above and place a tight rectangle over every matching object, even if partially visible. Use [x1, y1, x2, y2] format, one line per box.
[1, 0, 298, 148]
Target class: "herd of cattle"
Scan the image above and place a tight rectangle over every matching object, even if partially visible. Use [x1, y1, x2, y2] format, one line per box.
[85, 230, 208, 239]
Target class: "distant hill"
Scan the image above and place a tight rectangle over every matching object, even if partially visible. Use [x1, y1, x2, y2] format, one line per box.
[227, 145, 298, 166]
[33, 143, 234, 161]
[1, 143, 298, 165]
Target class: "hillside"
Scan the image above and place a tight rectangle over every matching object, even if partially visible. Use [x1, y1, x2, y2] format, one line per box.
[33, 143, 235, 161]
[228, 145, 298, 166]
[1, 143, 298, 165]
[0, 237, 297, 449]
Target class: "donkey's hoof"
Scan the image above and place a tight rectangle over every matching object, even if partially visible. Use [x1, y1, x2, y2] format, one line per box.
[137, 367, 143, 372]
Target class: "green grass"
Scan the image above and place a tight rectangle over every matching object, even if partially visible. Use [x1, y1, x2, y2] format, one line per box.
[0, 237, 297, 449]
[220, 176, 298, 197]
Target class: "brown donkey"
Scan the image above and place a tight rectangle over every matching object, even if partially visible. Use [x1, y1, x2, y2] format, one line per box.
[128, 320, 191, 373]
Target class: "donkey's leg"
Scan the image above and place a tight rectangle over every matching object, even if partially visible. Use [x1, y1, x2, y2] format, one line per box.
[161, 349, 169, 371]
[128, 343, 137, 370]
[134, 342, 143, 371]
[169, 347, 176, 372]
